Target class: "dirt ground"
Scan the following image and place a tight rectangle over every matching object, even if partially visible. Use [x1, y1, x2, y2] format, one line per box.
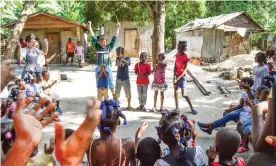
[1, 58, 254, 161]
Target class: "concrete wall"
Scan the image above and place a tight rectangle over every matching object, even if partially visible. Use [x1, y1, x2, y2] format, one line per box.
[20, 27, 85, 63]
[104, 21, 153, 58]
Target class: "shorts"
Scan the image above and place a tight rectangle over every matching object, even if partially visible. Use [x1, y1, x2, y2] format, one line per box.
[175, 76, 187, 89]
[77, 54, 82, 60]
[115, 79, 131, 98]
[97, 88, 108, 100]
[67, 52, 74, 58]
[151, 82, 168, 91]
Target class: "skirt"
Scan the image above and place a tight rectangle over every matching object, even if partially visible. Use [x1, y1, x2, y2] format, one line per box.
[151, 82, 168, 91]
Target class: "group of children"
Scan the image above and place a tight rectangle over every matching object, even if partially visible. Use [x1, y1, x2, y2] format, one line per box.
[65, 38, 84, 68]
[95, 40, 197, 114]
[198, 51, 274, 154]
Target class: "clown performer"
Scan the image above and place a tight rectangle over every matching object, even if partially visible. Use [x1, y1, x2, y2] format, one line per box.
[87, 21, 121, 97]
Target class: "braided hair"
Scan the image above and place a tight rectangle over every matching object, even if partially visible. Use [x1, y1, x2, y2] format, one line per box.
[156, 110, 196, 149]
[99, 99, 127, 140]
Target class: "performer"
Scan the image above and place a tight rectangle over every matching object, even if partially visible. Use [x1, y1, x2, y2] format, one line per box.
[87, 21, 121, 97]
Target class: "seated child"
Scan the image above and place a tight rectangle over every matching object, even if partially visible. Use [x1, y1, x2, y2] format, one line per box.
[134, 52, 151, 111]
[135, 122, 161, 166]
[207, 128, 245, 166]
[151, 53, 167, 112]
[87, 99, 136, 166]
[42, 71, 62, 114]
[154, 110, 205, 166]
[238, 87, 270, 153]
[97, 64, 109, 100]
[198, 77, 254, 135]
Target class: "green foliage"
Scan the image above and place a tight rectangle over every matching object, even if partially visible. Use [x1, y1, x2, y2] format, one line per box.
[165, 1, 206, 48]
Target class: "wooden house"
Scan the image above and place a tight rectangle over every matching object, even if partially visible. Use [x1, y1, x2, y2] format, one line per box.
[175, 12, 264, 63]
[3, 12, 87, 64]
[103, 21, 153, 58]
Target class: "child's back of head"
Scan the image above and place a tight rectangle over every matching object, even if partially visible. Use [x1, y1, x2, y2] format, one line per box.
[137, 137, 161, 166]
[216, 128, 241, 159]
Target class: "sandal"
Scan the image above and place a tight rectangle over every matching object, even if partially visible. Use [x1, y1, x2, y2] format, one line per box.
[151, 107, 157, 112]
[237, 146, 249, 153]
[136, 106, 142, 111]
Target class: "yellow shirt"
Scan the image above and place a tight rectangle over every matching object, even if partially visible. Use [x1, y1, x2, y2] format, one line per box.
[42, 80, 53, 95]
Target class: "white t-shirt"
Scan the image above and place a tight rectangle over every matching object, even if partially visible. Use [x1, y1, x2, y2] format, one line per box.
[76, 46, 84, 55]
[154, 146, 206, 166]
[252, 65, 269, 90]
[240, 91, 251, 111]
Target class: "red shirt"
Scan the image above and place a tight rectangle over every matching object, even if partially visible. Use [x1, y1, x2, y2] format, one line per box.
[175, 53, 190, 76]
[20, 42, 26, 48]
[134, 62, 151, 84]
[66, 42, 75, 53]
[212, 158, 245, 166]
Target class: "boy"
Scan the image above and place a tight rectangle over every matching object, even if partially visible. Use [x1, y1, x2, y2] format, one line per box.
[75, 41, 84, 68]
[42, 71, 61, 114]
[97, 64, 109, 100]
[65, 38, 75, 66]
[134, 52, 151, 111]
[114, 47, 133, 111]
[207, 128, 245, 166]
[174, 41, 197, 115]
[87, 21, 120, 97]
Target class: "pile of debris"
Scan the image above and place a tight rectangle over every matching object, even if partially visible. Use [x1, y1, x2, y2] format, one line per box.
[202, 52, 257, 80]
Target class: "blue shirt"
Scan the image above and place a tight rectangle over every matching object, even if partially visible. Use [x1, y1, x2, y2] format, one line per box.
[97, 70, 109, 88]
[116, 57, 130, 80]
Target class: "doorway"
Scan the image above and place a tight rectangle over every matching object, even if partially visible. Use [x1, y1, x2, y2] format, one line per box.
[124, 29, 139, 57]
[46, 33, 60, 64]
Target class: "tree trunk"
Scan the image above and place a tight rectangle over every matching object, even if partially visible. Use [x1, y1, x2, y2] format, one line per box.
[147, 1, 165, 67]
[4, 0, 35, 60]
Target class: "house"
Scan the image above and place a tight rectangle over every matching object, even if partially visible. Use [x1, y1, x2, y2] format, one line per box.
[175, 12, 264, 63]
[260, 34, 276, 50]
[103, 21, 153, 58]
[3, 12, 87, 64]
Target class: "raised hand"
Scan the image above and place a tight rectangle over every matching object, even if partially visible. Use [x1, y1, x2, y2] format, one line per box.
[43, 38, 48, 45]
[44, 136, 55, 154]
[55, 97, 101, 165]
[2, 93, 58, 166]
[117, 22, 121, 28]
[87, 21, 92, 28]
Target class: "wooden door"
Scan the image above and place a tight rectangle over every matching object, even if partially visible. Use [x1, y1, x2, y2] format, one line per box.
[46, 33, 60, 64]
[124, 29, 138, 57]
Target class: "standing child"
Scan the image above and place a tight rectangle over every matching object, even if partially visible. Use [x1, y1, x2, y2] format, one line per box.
[65, 38, 75, 66]
[151, 53, 167, 112]
[114, 47, 133, 111]
[97, 64, 109, 100]
[75, 41, 84, 68]
[252, 52, 269, 92]
[134, 52, 151, 111]
[174, 41, 197, 115]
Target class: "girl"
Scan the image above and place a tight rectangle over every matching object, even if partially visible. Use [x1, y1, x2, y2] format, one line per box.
[154, 110, 205, 166]
[252, 52, 269, 92]
[197, 77, 254, 135]
[151, 53, 167, 112]
[76, 41, 84, 68]
[87, 99, 136, 166]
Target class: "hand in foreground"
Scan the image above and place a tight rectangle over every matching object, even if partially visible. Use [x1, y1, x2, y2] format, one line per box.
[44, 136, 55, 154]
[265, 136, 276, 147]
[2, 93, 58, 166]
[1, 60, 16, 92]
[55, 98, 101, 165]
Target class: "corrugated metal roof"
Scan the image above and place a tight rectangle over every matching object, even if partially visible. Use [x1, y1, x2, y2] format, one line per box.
[175, 12, 263, 32]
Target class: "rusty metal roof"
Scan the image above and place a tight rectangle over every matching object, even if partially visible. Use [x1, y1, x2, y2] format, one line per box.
[175, 12, 264, 32]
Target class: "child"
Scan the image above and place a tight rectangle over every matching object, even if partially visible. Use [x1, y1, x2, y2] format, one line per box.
[198, 77, 254, 135]
[135, 122, 161, 166]
[252, 52, 269, 92]
[154, 110, 205, 166]
[238, 87, 270, 153]
[75, 41, 84, 68]
[42, 71, 62, 114]
[114, 47, 133, 111]
[86, 99, 136, 166]
[151, 53, 167, 112]
[174, 41, 197, 115]
[134, 52, 151, 111]
[97, 64, 109, 100]
[207, 128, 245, 166]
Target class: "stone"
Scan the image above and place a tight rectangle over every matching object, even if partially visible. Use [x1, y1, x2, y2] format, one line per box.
[226, 69, 237, 80]
[237, 67, 245, 71]
[237, 70, 244, 80]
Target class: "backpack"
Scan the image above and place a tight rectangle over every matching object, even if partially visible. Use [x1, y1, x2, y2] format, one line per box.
[212, 158, 246, 166]
[162, 147, 196, 166]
